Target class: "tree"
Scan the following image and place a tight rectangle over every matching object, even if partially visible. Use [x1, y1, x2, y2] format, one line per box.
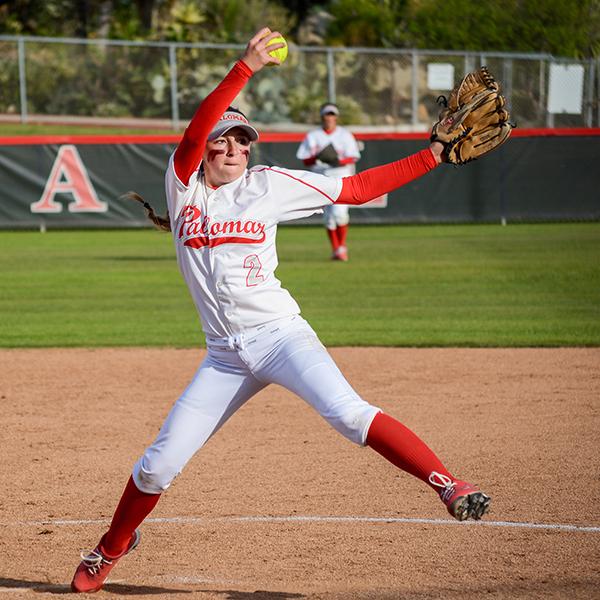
[0, 0, 597, 57]
[135, 0, 156, 31]
[325, 0, 409, 47]
[273, 0, 323, 36]
[402, 0, 600, 57]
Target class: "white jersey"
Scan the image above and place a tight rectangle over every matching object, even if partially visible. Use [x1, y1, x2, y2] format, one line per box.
[165, 154, 342, 338]
[296, 126, 360, 177]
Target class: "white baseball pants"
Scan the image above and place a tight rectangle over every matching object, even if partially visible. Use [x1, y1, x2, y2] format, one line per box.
[133, 315, 380, 494]
[323, 203, 350, 229]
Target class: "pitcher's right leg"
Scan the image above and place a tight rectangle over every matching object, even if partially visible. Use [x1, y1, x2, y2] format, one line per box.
[132, 348, 265, 494]
[71, 348, 265, 593]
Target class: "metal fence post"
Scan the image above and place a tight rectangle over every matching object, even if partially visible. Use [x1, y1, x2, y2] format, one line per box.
[464, 53, 475, 75]
[597, 57, 600, 127]
[327, 49, 336, 102]
[539, 59, 546, 124]
[17, 37, 28, 123]
[503, 58, 513, 110]
[411, 50, 419, 129]
[545, 60, 554, 128]
[585, 57, 594, 128]
[168, 44, 180, 130]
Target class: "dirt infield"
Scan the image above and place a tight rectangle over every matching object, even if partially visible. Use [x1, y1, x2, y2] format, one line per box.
[1, 347, 599, 599]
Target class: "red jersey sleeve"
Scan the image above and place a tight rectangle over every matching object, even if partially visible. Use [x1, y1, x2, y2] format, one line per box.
[336, 149, 439, 205]
[173, 60, 254, 186]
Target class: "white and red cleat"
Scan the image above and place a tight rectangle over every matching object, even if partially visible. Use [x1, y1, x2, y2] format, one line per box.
[333, 245, 349, 261]
[71, 529, 141, 593]
[429, 472, 491, 521]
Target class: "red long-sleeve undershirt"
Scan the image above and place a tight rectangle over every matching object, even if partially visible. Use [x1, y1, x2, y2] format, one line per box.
[302, 156, 356, 167]
[174, 59, 439, 201]
[173, 60, 254, 186]
[336, 149, 438, 205]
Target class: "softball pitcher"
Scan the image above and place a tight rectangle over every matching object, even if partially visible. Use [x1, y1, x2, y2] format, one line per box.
[71, 28, 490, 594]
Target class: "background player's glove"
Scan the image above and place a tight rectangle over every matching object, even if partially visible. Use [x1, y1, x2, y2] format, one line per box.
[316, 143, 340, 167]
[430, 66, 514, 165]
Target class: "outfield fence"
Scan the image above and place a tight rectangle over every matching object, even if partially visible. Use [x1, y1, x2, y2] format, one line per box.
[0, 35, 599, 131]
[1, 131, 598, 230]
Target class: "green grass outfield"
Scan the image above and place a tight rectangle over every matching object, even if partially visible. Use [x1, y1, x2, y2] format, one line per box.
[0, 223, 598, 348]
[0, 123, 180, 136]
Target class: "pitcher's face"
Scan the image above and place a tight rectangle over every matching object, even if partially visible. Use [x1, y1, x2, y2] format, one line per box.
[203, 127, 251, 187]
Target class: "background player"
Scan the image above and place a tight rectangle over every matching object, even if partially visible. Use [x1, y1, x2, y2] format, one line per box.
[70, 27, 490, 594]
[296, 102, 360, 261]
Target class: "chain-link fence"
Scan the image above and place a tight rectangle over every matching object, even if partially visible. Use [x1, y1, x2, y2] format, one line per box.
[0, 35, 598, 130]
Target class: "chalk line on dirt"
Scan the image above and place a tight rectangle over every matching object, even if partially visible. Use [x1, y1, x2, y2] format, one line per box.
[2, 514, 599, 533]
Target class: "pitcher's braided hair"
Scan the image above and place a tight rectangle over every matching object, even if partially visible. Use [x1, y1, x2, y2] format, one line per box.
[123, 191, 171, 232]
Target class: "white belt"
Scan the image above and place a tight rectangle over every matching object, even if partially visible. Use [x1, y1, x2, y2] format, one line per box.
[205, 315, 298, 351]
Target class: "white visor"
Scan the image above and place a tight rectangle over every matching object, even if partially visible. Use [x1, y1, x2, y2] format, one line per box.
[208, 111, 259, 142]
[320, 104, 339, 116]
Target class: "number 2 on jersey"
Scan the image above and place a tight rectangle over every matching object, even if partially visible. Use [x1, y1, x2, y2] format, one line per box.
[244, 254, 265, 287]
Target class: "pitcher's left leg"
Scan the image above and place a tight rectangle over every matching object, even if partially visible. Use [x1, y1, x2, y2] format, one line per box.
[258, 320, 378, 445]
[258, 319, 490, 521]
[366, 412, 490, 520]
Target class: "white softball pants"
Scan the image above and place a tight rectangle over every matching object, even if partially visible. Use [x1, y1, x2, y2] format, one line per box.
[323, 203, 350, 229]
[133, 315, 380, 494]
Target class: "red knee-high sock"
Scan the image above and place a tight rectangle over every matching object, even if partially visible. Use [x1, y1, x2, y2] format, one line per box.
[100, 476, 161, 557]
[336, 224, 348, 247]
[366, 412, 453, 489]
[326, 227, 340, 251]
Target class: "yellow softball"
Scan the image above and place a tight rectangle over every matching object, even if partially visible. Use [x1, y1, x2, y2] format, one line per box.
[266, 36, 288, 65]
